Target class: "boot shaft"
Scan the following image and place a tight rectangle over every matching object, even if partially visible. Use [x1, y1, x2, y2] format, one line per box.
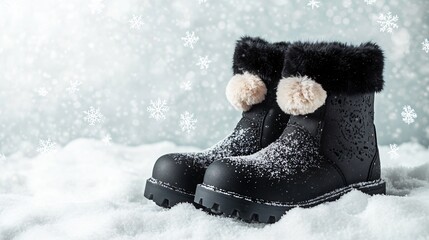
[227, 37, 290, 149]
[321, 93, 380, 184]
[279, 41, 384, 185]
[238, 102, 289, 148]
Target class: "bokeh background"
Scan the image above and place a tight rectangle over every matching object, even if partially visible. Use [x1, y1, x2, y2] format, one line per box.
[0, 0, 428, 156]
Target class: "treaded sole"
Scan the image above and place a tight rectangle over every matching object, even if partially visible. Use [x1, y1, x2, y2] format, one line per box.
[144, 178, 197, 208]
[194, 179, 386, 223]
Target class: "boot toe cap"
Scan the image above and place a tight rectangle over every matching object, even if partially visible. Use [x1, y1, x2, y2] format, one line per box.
[202, 157, 344, 203]
[202, 158, 282, 201]
[151, 153, 205, 194]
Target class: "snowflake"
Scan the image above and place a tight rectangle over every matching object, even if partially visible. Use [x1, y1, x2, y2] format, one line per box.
[84, 106, 104, 126]
[422, 39, 429, 53]
[147, 99, 169, 120]
[0, 153, 6, 161]
[37, 138, 57, 154]
[37, 87, 48, 97]
[181, 31, 199, 49]
[307, 0, 320, 9]
[66, 80, 82, 95]
[88, 0, 104, 14]
[102, 134, 112, 145]
[364, 0, 376, 5]
[129, 15, 144, 30]
[180, 111, 197, 134]
[401, 105, 417, 125]
[377, 12, 398, 33]
[388, 144, 399, 159]
[180, 80, 192, 91]
[198, 0, 207, 4]
[196, 56, 211, 70]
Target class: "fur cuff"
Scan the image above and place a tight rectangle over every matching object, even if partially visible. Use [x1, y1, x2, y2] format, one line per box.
[283, 42, 384, 94]
[277, 76, 327, 115]
[233, 36, 289, 84]
[226, 72, 267, 111]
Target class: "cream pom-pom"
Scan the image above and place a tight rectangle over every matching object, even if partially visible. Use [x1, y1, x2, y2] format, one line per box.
[225, 72, 267, 111]
[276, 76, 327, 115]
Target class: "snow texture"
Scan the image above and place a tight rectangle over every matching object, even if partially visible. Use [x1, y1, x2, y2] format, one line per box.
[0, 140, 428, 240]
[35, 138, 57, 154]
[177, 127, 260, 168]
[229, 127, 322, 178]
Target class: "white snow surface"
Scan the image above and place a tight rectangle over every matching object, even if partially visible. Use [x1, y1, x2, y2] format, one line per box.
[1, 140, 428, 240]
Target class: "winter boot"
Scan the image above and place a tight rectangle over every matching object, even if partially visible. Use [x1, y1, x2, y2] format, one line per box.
[144, 37, 290, 208]
[194, 41, 386, 223]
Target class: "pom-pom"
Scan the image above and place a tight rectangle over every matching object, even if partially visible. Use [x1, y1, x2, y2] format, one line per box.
[225, 72, 267, 111]
[276, 76, 327, 115]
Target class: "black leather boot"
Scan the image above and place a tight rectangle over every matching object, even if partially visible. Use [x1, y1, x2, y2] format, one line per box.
[144, 37, 290, 208]
[194, 41, 386, 223]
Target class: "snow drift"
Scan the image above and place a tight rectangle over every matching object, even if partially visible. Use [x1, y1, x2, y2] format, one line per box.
[0, 140, 428, 240]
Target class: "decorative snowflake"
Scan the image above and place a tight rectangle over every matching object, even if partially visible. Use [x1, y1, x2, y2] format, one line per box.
[0, 153, 6, 161]
[66, 80, 82, 95]
[84, 106, 104, 126]
[377, 12, 398, 33]
[129, 15, 144, 30]
[147, 99, 169, 120]
[180, 111, 197, 134]
[180, 80, 192, 91]
[422, 39, 429, 53]
[102, 134, 112, 145]
[37, 138, 57, 154]
[181, 31, 199, 49]
[307, 0, 320, 9]
[364, 0, 376, 5]
[196, 56, 211, 70]
[198, 0, 207, 4]
[37, 87, 49, 97]
[388, 144, 399, 159]
[88, 0, 104, 14]
[401, 105, 417, 125]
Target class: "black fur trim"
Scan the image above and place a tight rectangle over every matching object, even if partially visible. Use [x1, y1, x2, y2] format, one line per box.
[283, 42, 384, 94]
[233, 36, 289, 85]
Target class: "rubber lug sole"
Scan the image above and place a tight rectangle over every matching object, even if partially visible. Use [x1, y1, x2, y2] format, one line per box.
[144, 178, 198, 208]
[194, 179, 386, 223]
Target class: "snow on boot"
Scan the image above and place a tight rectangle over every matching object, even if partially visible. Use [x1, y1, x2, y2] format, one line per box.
[194, 41, 386, 223]
[144, 37, 290, 208]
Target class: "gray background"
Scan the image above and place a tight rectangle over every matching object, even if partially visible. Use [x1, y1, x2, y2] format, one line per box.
[0, 0, 428, 155]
